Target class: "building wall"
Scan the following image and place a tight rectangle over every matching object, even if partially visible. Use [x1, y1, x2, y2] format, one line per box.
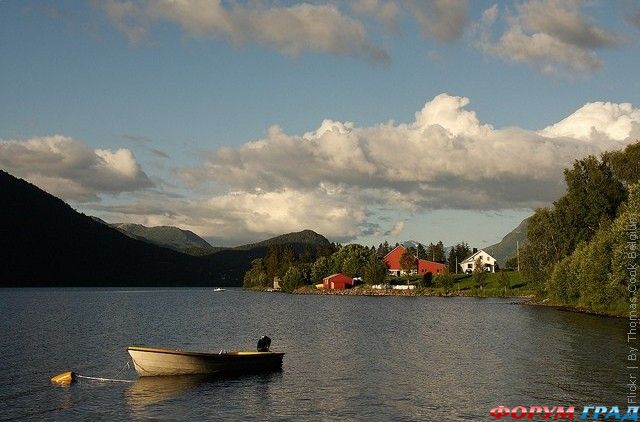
[418, 260, 447, 275]
[323, 273, 353, 289]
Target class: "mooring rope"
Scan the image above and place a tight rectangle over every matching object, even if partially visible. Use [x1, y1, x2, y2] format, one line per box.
[51, 360, 137, 385]
[74, 360, 135, 383]
[76, 374, 135, 383]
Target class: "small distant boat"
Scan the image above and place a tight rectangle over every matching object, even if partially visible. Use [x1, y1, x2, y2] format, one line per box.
[213, 288, 225, 292]
[127, 338, 284, 377]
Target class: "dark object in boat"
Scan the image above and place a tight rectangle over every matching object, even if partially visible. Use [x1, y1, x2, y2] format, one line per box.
[257, 336, 271, 352]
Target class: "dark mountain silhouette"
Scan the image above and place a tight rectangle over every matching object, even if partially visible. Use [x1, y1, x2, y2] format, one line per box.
[0, 170, 329, 286]
[234, 229, 330, 251]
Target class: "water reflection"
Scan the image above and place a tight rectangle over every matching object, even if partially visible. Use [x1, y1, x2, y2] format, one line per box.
[126, 369, 283, 411]
[127, 375, 206, 409]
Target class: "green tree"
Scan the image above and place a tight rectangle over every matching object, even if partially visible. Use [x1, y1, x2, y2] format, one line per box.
[380, 241, 391, 256]
[417, 243, 427, 260]
[448, 242, 471, 273]
[342, 255, 362, 277]
[422, 272, 433, 287]
[426, 241, 446, 262]
[281, 265, 305, 292]
[400, 247, 417, 274]
[505, 255, 518, 270]
[603, 141, 640, 186]
[280, 246, 296, 276]
[520, 207, 563, 291]
[243, 258, 268, 288]
[363, 254, 388, 285]
[497, 270, 511, 295]
[558, 155, 626, 251]
[335, 244, 370, 277]
[435, 272, 455, 292]
[473, 256, 488, 290]
[311, 256, 331, 283]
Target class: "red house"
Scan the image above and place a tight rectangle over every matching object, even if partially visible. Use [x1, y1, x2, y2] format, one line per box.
[323, 273, 353, 289]
[384, 245, 447, 276]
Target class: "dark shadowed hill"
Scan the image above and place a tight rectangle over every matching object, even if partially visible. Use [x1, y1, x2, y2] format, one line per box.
[0, 170, 329, 286]
[234, 229, 330, 251]
[485, 217, 530, 267]
[0, 170, 220, 286]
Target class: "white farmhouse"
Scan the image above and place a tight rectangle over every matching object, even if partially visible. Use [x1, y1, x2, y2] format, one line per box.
[460, 250, 498, 273]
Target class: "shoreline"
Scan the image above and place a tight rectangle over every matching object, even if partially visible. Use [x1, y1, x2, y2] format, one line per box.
[288, 286, 625, 318]
[523, 299, 626, 319]
[291, 285, 533, 299]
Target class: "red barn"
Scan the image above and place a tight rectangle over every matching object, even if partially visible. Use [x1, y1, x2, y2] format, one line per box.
[418, 259, 447, 275]
[384, 244, 447, 276]
[323, 273, 353, 289]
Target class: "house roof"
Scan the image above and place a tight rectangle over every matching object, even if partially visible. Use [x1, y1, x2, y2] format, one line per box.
[460, 249, 496, 264]
[383, 244, 405, 259]
[323, 273, 353, 282]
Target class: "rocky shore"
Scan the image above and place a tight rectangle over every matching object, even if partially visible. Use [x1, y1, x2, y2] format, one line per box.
[292, 286, 532, 299]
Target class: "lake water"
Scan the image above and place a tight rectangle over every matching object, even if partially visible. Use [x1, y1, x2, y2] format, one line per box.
[0, 288, 629, 421]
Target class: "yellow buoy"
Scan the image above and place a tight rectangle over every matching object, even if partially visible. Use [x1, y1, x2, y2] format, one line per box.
[51, 371, 76, 385]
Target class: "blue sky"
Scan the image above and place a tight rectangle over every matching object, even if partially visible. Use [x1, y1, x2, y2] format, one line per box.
[1, 0, 639, 248]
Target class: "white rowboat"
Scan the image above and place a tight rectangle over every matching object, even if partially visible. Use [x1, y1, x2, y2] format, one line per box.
[127, 346, 284, 377]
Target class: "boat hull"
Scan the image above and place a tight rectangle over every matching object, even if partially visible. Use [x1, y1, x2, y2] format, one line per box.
[127, 346, 284, 377]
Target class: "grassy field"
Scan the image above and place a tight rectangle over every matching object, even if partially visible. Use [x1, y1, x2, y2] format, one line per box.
[449, 272, 533, 297]
[388, 271, 534, 297]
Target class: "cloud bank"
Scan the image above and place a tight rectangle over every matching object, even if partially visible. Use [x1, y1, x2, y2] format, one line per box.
[100, 0, 477, 64]
[181, 93, 638, 208]
[0, 135, 152, 202]
[155, 93, 637, 242]
[4, 95, 638, 244]
[98, 0, 633, 75]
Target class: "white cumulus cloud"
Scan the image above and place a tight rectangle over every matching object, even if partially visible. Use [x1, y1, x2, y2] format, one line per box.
[0, 135, 153, 202]
[540, 101, 640, 141]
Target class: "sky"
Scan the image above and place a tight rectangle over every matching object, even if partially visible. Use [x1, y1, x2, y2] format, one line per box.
[1, 0, 639, 248]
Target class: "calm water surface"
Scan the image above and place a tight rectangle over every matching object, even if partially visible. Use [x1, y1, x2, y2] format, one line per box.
[0, 288, 628, 421]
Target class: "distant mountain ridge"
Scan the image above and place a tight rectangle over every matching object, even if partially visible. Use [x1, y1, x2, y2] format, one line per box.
[110, 223, 221, 255]
[485, 217, 530, 267]
[106, 222, 329, 256]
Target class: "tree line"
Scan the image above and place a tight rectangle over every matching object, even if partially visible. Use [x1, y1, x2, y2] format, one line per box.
[521, 141, 640, 314]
